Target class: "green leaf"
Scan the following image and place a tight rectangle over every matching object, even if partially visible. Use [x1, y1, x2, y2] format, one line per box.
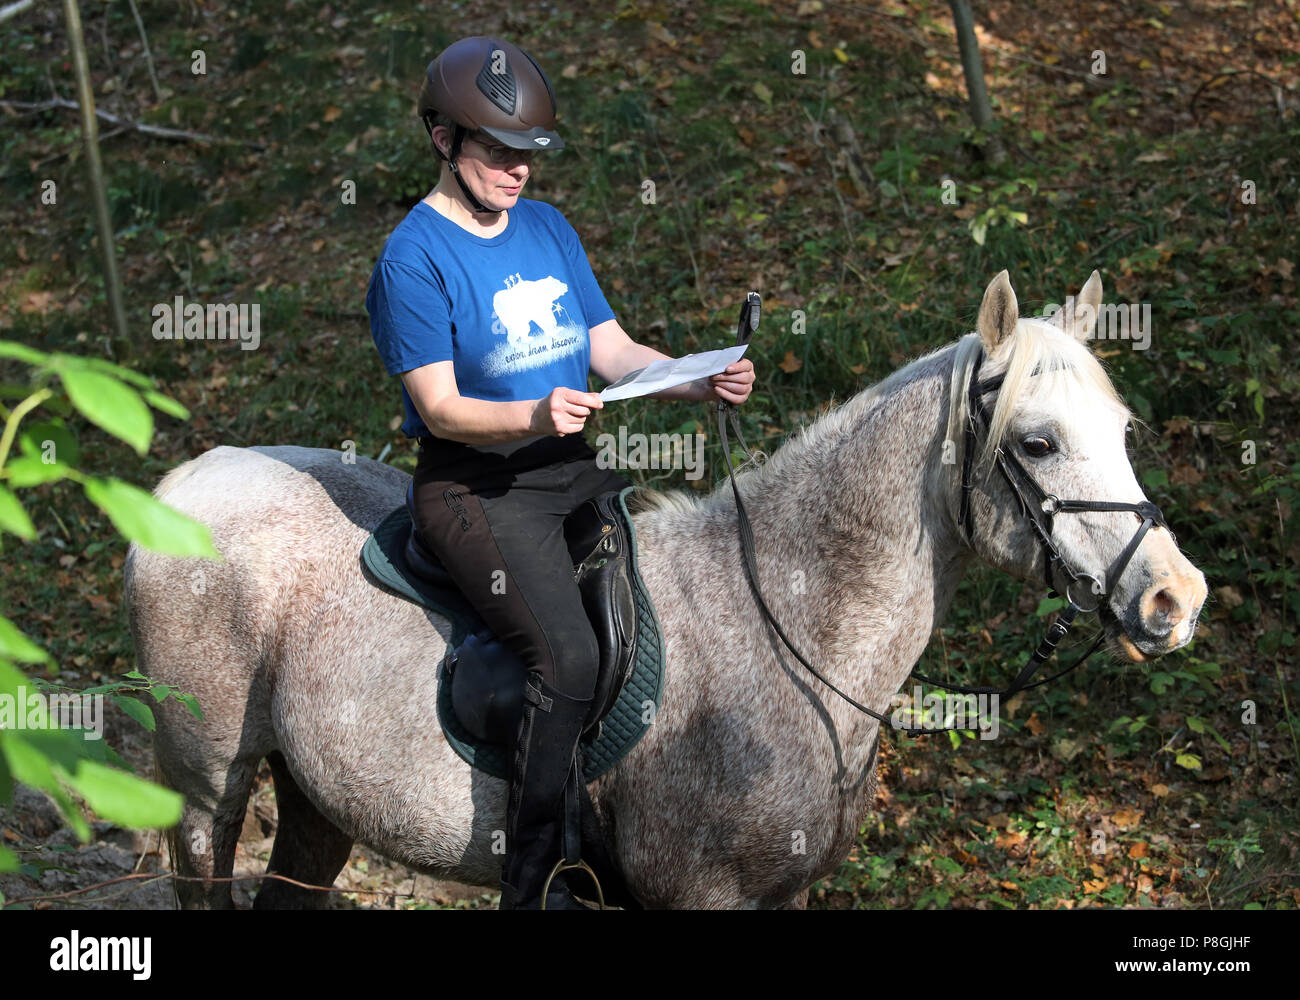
[0, 340, 50, 365]
[62, 760, 183, 828]
[111, 695, 155, 732]
[1142, 467, 1168, 489]
[147, 683, 173, 703]
[142, 390, 190, 420]
[3, 455, 69, 488]
[1, 732, 59, 792]
[1187, 716, 1206, 733]
[175, 692, 203, 721]
[1036, 596, 1066, 616]
[48, 353, 156, 390]
[124, 670, 146, 680]
[1174, 752, 1201, 770]
[0, 484, 36, 540]
[0, 844, 16, 874]
[82, 477, 220, 558]
[0, 617, 50, 664]
[18, 420, 80, 468]
[0, 745, 11, 805]
[58, 368, 153, 456]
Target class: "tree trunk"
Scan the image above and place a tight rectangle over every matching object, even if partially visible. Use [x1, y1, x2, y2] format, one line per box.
[949, 0, 1006, 164]
[63, 0, 129, 343]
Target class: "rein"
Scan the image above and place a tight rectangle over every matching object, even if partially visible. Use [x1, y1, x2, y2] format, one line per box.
[716, 293, 1168, 734]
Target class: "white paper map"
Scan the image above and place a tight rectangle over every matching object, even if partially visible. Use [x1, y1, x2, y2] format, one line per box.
[598, 344, 749, 401]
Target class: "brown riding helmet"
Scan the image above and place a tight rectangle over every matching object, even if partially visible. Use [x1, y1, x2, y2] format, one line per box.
[418, 36, 565, 152]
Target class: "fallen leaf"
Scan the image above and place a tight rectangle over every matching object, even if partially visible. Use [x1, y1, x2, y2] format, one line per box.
[21, 291, 55, 314]
[323, 106, 342, 123]
[1025, 713, 1046, 736]
[995, 830, 1027, 850]
[1113, 808, 1143, 830]
[1083, 878, 1108, 893]
[1151, 783, 1170, 798]
[1215, 585, 1244, 608]
[1128, 841, 1150, 859]
[779, 351, 802, 374]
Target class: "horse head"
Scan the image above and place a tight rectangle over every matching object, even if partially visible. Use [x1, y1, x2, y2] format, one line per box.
[949, 270, 1207, 662]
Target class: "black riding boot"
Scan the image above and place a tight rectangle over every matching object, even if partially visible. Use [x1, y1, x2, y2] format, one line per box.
[499, 674, 601, 910]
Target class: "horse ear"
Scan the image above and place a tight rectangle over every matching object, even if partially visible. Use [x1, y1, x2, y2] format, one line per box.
[977, 270, 1018, 354]
[1065, 270, 1103, 343]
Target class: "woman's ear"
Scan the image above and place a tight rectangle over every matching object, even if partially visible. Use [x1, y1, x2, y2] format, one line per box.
[429, 123, 450, 158]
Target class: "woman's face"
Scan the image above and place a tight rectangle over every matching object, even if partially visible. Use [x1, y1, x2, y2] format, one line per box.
[435, 126, 532, 212]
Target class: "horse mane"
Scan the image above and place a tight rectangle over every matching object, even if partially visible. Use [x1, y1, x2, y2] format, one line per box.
[946, 317, 1130, 472]
[627, 315, 1130, 518]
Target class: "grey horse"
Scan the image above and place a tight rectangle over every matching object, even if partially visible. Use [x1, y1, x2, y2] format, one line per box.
[125, 272, 1207, 909]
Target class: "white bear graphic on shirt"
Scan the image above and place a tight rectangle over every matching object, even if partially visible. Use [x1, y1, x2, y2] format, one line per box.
[483, 272, 586, 377]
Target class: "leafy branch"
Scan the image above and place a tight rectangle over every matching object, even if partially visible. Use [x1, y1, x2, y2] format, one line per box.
[0, 339, 219, 877]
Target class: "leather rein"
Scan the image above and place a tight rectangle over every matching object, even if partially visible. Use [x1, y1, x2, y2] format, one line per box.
[716, 293, 1169, 734]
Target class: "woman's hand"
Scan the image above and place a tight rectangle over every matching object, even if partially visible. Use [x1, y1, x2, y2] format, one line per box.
[531, 386, 603, 437]
[707, 358, 756, 406]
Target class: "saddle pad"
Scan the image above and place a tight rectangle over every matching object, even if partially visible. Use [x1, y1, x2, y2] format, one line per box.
[361, 484, 666, 783]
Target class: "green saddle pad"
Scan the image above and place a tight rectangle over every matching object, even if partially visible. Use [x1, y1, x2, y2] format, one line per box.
[361, 483, 666, 782]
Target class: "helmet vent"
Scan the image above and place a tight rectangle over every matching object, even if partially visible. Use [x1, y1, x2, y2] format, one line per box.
[475, 49, 517, 115]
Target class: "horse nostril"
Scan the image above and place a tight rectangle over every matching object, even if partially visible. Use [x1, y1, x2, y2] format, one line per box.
[1148, 588, 1183, 628]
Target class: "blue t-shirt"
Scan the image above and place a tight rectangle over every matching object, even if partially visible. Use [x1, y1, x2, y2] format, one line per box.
[366, 197, 616, 439]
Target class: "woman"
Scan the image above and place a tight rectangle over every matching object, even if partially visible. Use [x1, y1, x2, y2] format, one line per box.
[366, 35, 755, 909]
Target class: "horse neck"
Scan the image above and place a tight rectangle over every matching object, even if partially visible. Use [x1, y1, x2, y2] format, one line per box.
[652, 353, 974, 732]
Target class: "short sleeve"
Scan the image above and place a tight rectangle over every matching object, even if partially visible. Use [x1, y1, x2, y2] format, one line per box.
[365, 259, 454, 376]
[549, 209, 616, 329]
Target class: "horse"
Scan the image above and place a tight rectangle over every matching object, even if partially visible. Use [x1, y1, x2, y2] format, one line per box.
[124, 270, 1207, 909]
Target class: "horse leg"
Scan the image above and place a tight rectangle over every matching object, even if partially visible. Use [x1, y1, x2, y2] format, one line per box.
[157, 750, 259, 910]
[253, 751, 355, 909]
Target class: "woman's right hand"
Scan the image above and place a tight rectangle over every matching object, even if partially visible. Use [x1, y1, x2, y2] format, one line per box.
[530, 387, 604, 437]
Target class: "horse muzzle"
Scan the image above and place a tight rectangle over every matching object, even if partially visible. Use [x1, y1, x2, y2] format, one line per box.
[1108, 568, 1208, 661]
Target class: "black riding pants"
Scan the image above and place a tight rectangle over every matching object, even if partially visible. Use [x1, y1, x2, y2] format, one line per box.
[411, 432, 633, 701]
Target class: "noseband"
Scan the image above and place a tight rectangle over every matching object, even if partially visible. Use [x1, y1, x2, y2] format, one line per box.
[719, 296, 1169, 733]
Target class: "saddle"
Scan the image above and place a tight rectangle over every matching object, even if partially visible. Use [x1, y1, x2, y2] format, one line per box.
[360, 481, 666, 783]
[404, 480, 635, 742]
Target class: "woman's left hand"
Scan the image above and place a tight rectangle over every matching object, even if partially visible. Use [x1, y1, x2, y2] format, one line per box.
[707, 358, 756, 405]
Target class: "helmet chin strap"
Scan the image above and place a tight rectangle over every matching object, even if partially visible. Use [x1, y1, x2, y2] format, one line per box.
[424, 118, 496, 216]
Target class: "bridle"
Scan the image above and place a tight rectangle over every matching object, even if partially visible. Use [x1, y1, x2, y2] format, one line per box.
[717, 293, 1170, 733]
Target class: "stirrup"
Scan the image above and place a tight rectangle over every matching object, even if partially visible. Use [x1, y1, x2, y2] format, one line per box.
[540, 857, 605, 911]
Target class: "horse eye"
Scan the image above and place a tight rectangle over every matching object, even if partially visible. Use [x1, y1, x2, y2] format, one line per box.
[1021, 435, 1055, 458]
